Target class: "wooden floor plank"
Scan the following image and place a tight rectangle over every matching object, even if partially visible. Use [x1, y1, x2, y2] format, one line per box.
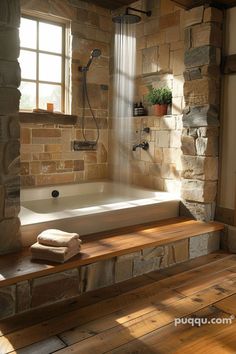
[8, 336, 66, 354]
[0, 274, 155, 337]
[1, 253, 230, 337]
[147, 256, 236, 293]
[58, 288, 183, 346]
[149, 252, 233, 278]
[0, 217, 224, 287]
[108, 307, 235, 354]
[1, 252, 235, 354]
[54, 278, 236, 354]
[214, 294, 236, 316]
[176, 266, 236, 296]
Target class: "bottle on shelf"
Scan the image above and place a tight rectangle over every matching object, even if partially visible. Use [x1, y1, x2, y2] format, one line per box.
[133, 102, 139, 116]
[138, 101, 145, 116]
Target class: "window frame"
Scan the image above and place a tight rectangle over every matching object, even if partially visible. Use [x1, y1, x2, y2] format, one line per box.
[20, 14, 66, 113]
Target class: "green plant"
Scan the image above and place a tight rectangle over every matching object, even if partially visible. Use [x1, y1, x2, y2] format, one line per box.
[145, 86, 172, 105]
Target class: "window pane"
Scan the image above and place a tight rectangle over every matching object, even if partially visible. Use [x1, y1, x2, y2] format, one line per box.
[19, 50, 36, 80]
[39, 22, 62, 54]
[39, 83, 61, 111]
[20, 82, 36, 110]
[39, 53, 62, 83]
[20, 18, 37, 49]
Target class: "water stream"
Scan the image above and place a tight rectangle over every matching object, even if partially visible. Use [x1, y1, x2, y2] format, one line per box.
[111, 23, 136, 183]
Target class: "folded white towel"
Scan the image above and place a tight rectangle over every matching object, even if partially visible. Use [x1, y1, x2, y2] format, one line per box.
[30, 241, 81, 263]
[37, 229, 81, 248]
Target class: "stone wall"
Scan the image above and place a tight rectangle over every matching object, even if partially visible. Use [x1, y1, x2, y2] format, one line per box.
[0, 231, 220, 320]
[20, 121, 108, 186]
[181, 6, 223, 220]
[20, 0, 111, 186]
[109, 0, 185, 194]
[0, 0, 21, 254]
[131, 114, 182, 192]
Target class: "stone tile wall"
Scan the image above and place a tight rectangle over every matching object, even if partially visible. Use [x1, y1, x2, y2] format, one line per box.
[0, 0, 22, 254]
[135, 0, 185, 115]
[181, 6, 223, 220]
[0, 231, 220, 320]
[131, 114, 182, 193]
[109, 0, 185, 194]
[20, 0, 111, 186]
[20, 121, 108, 186]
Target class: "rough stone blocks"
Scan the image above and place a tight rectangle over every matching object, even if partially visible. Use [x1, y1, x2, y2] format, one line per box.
[80, 259, 115, 292]
[181, 179, 217, 203]
[183, 105, 219, 128]
[31, 269, 80, 308]
[0, 285, 16, 319]
[189, 232, 220, 259]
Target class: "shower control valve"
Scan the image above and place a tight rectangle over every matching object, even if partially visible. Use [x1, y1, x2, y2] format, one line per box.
[132, 141, 149, 151]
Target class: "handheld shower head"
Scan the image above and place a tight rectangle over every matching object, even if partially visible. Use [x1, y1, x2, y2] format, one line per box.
[79, 48, 102, 72]
[91, 48, 102, 58]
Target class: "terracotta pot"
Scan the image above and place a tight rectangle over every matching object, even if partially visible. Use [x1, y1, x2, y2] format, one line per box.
[154, 104, 168, 117]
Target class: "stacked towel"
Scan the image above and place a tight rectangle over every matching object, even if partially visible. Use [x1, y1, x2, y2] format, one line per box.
[30, 229, 82, 263]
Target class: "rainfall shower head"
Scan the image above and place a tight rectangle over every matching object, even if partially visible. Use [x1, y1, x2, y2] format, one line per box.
[79, 48, 102, 72]
[112, 7, 152, 24]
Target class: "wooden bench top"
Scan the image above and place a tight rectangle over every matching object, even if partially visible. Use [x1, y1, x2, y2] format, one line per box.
[0, 217, 224, 287]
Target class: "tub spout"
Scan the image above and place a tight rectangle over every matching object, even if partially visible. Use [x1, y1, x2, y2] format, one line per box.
[132, 141, 149, 151]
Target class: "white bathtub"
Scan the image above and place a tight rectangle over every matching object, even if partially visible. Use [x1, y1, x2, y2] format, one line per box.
[20, 181, 180, 246]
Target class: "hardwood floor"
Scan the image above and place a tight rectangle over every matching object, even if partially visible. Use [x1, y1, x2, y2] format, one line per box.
[1, 251, 236, 354]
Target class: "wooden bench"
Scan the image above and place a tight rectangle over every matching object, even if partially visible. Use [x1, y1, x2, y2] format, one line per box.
[0, 217, 224, 287]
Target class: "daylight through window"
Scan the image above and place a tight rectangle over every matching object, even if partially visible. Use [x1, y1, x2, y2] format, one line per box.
[19, 16, 65, 112]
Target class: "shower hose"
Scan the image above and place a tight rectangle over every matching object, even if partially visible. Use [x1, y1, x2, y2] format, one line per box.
[81, 70, 100, 144]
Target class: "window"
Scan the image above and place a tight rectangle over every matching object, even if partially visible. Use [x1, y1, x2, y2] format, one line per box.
[19, 15, 66, 112]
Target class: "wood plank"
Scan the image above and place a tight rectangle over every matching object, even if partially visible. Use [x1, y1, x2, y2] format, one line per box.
[0, 274, 155, 336]
[58, 289, 183, 346]
[148, 252, 233, 278]
[176, 266, 236, 296]
[108, 307, 235, 354]
[9, 336, 66, 354]
[149, 255, 236, 291]
[4, 251, 230, 338]
[214, 293, 236, 315]
[59, 262, 236, 346]
[175, 321, 236, 353]
[0, 286, 182, 352]
[0, 218, 224, 287]
[54, 278, 236, 354]
[1, 265, 235, 353]
[1, 252, 235, 354]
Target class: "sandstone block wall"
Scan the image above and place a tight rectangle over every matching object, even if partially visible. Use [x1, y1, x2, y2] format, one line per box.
[181, 6, 223, 221]
[0, 0, 21, 254]
[0, 231, 220, 320]
[108, 0, 185, 194]
[131, 114, 182, 192]
[135, 0, 185, 115]
[20, 121, 108, 186]
[20, 0, 111, 186]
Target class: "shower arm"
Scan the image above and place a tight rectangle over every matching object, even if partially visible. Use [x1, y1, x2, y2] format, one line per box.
[125, 7, 152, 17]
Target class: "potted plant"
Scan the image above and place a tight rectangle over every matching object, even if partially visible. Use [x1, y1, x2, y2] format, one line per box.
[145, 86, 172, 116]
